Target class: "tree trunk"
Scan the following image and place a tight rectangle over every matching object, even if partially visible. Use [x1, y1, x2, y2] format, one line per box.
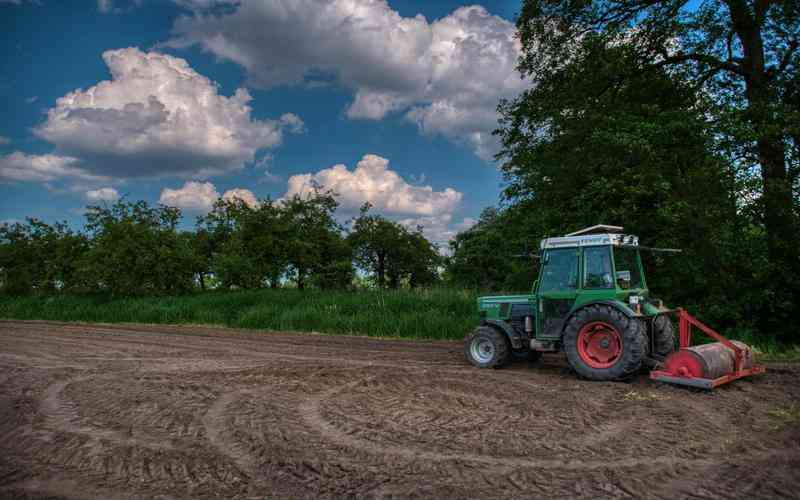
[377, 253, 386, 288]
[733, 12, 797, 268]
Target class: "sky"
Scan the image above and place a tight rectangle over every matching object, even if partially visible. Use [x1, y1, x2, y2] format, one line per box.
[0, 0, 527, 245]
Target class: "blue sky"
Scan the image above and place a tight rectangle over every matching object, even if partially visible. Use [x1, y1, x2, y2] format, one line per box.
[1, 0, 526, 243]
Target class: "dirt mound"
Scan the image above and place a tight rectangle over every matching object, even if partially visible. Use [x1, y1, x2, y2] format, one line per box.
[1, 320, 798, 499]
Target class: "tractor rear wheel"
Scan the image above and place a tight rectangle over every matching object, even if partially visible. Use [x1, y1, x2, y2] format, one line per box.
[652, 315, 676, 359]
[465, 326, 511, 368]
[563, 305, 646, 381]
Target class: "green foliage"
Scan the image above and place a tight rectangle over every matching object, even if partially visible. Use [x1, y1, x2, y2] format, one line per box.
[0, 288, 478, 340]
[200, 198, 288, 289]
[348, 203, 441, 289]
[0, 219, 88, 294]
[82, 200, 196, 296]
[281, 191, 353, 290]
[508, 0, 799, 344]
[445, 206, 538, 292]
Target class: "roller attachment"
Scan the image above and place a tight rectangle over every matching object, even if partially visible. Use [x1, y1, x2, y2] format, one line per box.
[650, 309, 765, 389]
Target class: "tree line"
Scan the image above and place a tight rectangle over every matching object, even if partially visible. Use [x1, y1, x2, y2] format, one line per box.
[0, 193, 441, 296]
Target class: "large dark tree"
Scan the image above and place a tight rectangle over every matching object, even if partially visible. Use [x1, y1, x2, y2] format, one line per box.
[516, 0, 799, 302]
[490, 34, 780, 336]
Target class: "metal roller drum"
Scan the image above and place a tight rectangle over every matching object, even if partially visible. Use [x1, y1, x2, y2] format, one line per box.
[662, 340, 754, 380]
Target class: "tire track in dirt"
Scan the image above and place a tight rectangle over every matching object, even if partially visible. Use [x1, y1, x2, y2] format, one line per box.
[41, 377, 175, 452]
[298, 377, 800, 473]
[202, 390, 255, 477]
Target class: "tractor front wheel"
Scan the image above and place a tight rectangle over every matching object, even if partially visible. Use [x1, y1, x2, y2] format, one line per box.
[563, 305, 645, 381]
[465, 326, 511, 368]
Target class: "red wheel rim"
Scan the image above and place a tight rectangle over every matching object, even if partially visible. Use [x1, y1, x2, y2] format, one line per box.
[577, 321, 622, 369]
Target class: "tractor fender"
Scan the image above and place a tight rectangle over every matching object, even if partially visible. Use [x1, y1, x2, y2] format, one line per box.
[564, 300, 638, 330]
[481, 319, 524, 350]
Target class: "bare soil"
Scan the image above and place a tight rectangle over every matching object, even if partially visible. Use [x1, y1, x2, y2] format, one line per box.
[0, 320, 798, 499]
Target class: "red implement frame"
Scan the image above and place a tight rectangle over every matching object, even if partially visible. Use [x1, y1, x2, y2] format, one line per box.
[650, 308, 765, 389]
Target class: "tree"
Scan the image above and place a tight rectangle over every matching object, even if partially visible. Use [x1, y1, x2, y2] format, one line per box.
[491, 35, 778, 335]
[281, 191, 352, 290]
[349, 204, 441, 289]
[446, 206, 540, 291]
[82, 200, 196, 296]
[0, 219, 88, 294]
[516, 0, 799, 302]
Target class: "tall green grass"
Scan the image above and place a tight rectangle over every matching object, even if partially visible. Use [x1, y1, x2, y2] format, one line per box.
[0, 290, 796, 358]
[0, 289, 480, 340]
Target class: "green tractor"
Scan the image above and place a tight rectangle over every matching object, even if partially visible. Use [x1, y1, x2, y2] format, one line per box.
[465, 225, 677, 381]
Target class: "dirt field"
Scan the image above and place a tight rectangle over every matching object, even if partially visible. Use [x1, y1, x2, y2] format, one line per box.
[0, 320, 798, 499]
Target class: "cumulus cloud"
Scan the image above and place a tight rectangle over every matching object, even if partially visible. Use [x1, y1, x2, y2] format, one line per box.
[283, 154, 461, 216]
[35, 47, 303, 179]
[222, 187, 258, 207]
[159, 181, 257, 212]
[159, 181, 220, 212]
[167, 2, 527, 160]
[399, 214, 477, 245]
[85, 187, 120, 202]
[283, 153, 473, 245]
[0, 151, 106, 183]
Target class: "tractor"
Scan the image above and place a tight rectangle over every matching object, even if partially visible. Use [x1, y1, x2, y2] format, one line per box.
[464, 225, 764, 388]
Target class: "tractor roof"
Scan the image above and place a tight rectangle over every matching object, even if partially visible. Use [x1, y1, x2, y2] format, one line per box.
[566, 224, 623, 236]
[540, 225, 639, 250]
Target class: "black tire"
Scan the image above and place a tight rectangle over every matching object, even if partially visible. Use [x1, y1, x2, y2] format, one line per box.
[652, 315, 676, 359]
[464, 326, 511, 368]
[563, 304, 646, 381]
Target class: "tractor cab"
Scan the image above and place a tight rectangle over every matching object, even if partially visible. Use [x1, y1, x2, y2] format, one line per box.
[535, 226, 649, 342]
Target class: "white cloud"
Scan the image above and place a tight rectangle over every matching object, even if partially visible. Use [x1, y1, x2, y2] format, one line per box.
[85, 187, 120, 202]
[167, 2, 527, 160]
[26, 96, 38, 104]
[399, 214, 477, 245]
[35, 47, 303, 179]
[283, 154, 461, 217]
[222, 187, 258, 207]
[0, 151, 106, 183]
[0, 136, 10, 145]
[159, 181, 220, 212]
[159, 181, 257, 212]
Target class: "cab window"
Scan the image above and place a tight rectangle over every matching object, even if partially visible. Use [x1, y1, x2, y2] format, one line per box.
[539, 248, 578, 292]
[613, 247, 643, 289]
[583, 246, 613, 289]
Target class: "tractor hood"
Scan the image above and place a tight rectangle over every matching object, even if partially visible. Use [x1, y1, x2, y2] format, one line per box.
[477, 294, 533, 320]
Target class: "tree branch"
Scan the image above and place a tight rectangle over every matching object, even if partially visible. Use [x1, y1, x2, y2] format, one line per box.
[656, 51, 748, 77]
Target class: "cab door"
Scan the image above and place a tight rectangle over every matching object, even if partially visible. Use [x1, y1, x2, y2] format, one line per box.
[536, 247, 580, 339]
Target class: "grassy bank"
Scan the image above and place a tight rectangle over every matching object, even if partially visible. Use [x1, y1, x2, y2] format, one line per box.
[0, 289, 479, 340]
[0, 289, 796, 359]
